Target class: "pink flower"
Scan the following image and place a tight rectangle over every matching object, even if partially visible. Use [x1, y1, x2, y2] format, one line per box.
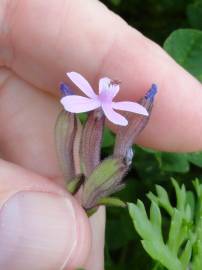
[60, 72, 148, 126]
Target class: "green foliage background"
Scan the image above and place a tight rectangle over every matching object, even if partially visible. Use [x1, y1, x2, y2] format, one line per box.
[98, 0, 202, 269]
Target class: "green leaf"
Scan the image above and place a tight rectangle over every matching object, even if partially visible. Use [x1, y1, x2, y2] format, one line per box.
[128, 180, 199, 270]
[180, 240, 192, 270]
[97, 197, 126, 208]
[134, 146, 164, 182]
[110, 0, 122, 6]
[187, 152, 202, 168]
[167, 209, 183, 253]
[140, 146, 158, 154]
[155, 185, 172, 208]
[106, 207, 135, 250]
[150, 202, 162, 234]
[192, 219, 202, 268]
[142, 240, 182, 270]
[78, 113, 87, 123]
[171, 179, 186, 212]
[164, 29, 202, 81]
[192, 179, 202, 270]
[159, 153, 189, 173]
[193, 178, 202, 198]
[150, 185, 173, 215]
[186, 191, 195, 220]
[187, 1, 202, 30]
[102, 128, 115, 148]
[128, 202, 155, 240]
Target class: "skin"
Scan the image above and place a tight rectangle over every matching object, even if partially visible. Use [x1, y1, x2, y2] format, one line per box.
[0, 0, 202, 269]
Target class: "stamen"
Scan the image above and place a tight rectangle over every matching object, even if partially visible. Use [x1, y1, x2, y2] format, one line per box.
[60, 82, 74, 96]
[145, 84, 158, 101]
[110, 79, 121, 87]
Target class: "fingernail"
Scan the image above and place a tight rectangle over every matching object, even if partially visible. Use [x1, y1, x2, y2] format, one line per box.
[0, 191, 80, 270]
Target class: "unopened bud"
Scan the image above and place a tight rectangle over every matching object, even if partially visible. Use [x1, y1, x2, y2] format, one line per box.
[81, 109, 105, 177]
[55, 110, 82, 182]
[114, 84, 157, 159]
[82, 157, 127, 210]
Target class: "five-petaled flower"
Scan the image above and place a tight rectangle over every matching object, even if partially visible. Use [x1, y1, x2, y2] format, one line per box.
[60, 72, 149, 126]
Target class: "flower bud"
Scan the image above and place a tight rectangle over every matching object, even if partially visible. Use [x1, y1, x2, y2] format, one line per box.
[113, 84, 157, 159]
[81, 109, 105, 177]
[82, 157, 128, 210]
[55, 110, 82, 182]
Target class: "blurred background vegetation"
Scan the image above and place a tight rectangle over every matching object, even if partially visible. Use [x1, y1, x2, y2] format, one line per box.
[103, 0, 198, 45]
[98, 0, 202, 269]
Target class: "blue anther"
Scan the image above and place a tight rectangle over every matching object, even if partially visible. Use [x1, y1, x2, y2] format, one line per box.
[145, 84, 158, 101]
[60, 82, 74, 96]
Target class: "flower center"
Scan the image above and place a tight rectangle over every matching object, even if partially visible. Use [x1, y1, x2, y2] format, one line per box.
[98, 89, 112, 103]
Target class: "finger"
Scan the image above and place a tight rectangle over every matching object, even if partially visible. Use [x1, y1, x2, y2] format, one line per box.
[0, 68, 61, 179]
[1, 0, 202, 151]
[84, 207, 105, 270]
[0, 159, 91, 270]
[0, 68, 105, 270]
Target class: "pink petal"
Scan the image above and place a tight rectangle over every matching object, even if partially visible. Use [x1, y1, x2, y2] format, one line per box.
[99, 78, 120, 102]
[99, 77, 111, 94]
[112, 101, 149, 116]
[61, 95, 100, 113]
[102, 103, 128, 126]
[67, 72, 97, 99]
[109, 84, 120, 99]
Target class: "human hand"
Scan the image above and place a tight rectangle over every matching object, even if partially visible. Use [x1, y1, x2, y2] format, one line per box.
[0, 1, 202, 270]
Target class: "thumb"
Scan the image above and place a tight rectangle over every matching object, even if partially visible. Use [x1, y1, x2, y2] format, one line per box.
[0, 159, 91, 270]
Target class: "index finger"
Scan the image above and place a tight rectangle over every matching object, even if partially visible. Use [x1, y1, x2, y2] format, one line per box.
[1, 0, 202, 151]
